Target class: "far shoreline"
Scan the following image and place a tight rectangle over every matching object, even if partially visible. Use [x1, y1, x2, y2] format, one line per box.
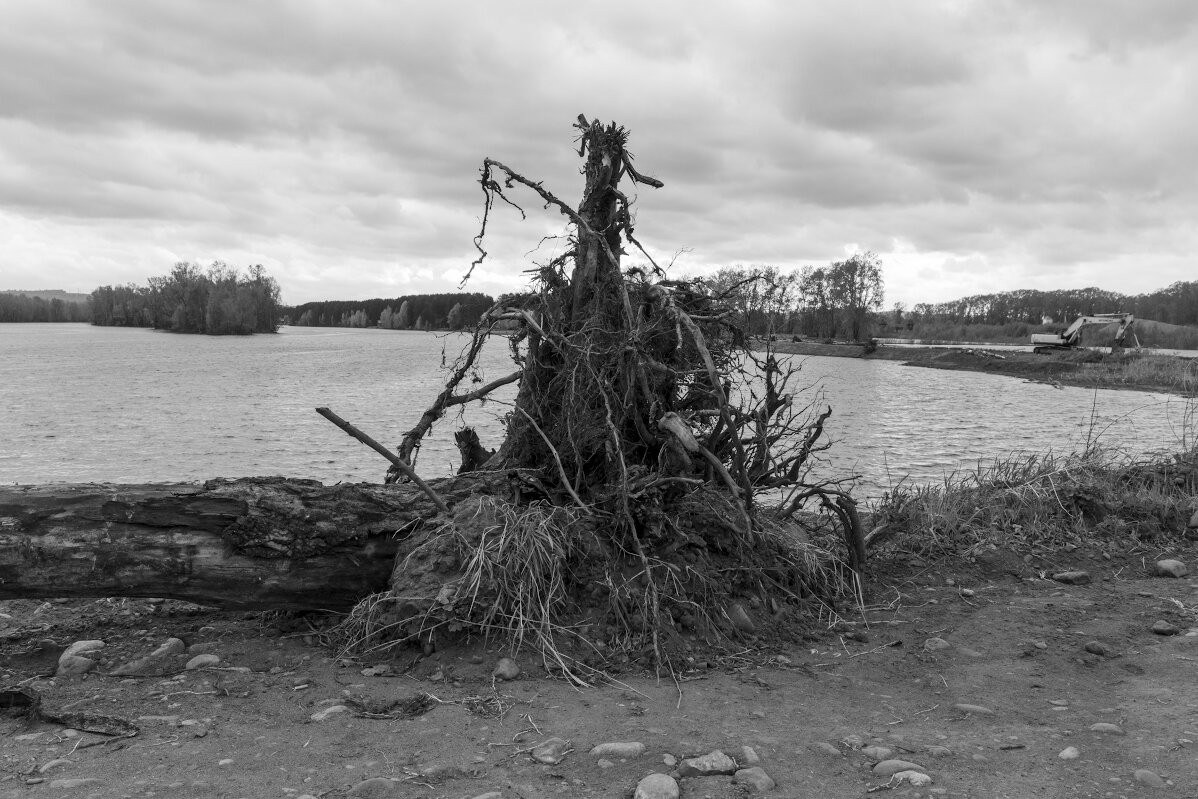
[763, 339, 1197, 396]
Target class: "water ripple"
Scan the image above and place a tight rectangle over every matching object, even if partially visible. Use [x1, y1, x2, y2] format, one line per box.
[1, 324, 1190, 501]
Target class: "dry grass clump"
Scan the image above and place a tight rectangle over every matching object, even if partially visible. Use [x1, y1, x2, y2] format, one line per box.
[870, 446, 1197, 557]
[448, 497, 591, 657]
[331, 489, 850, 679]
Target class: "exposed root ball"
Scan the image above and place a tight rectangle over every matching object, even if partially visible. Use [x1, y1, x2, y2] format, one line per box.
[332, 489, 850, 675]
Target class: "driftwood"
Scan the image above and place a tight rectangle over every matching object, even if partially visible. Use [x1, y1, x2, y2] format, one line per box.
[0, 477, 468, 611]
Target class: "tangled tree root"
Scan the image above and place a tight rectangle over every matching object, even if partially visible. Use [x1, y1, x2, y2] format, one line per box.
[331, 487, 851, 681]
[332, 118, 867, 680]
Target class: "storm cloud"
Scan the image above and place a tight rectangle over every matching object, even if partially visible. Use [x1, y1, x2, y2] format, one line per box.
[1, 0, 1195, 306]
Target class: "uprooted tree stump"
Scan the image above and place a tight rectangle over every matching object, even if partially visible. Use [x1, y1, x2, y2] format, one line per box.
[351, 116, 865, 677]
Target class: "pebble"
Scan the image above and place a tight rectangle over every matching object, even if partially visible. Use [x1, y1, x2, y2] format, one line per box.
[634, 772, 680, 799]
[678, 750, 737, 777]
[861, 745, 893, 761]
[923, 637, 952, 651]
[953, 703, 995, 715]
[810, 741, 843, 757]
[1151, 620, 1181, 636]
[1133, 769, 1166, 787]
[111, 639, 186, 676]
[740, 745, 760, 765]
[1189, 509, 1198, 529]
[1089, 723, 1125, 735]
[894, 769, 933, 786]
[38, 758, 71, 773]
[1084, 640, 1117, 658]
[347, 776, 399, 797]
[589, 742, 645, 759]
[1059, 746, 1080, 759]
[1152, 559, 1188, 578]
[530, 737, 571, 764]
[1052, 570, 1091, 585]
[925, 745, 953, 757]
[726, 602, 756, 633]
[873, 759, 926, 776]
[61, 640, 105, 659]
[185, 653, 221, 670]
[492, 657, 521, 681]
[55, 654, 97, 677]
[733, 766, 776, 792]
[469, 793, 503, 799]
[47, 779, 100, 789]
[156, 637, 187, 656]
[310, 705, 349, 722]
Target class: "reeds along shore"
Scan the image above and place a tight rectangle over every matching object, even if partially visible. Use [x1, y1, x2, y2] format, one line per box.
[866, 444, 1198, 557]
[1078, 351, 1198, 393]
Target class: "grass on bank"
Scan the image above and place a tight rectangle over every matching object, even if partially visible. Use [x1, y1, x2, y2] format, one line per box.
[1072, 350, 1198, 396]
[868, 444, 1197, 558]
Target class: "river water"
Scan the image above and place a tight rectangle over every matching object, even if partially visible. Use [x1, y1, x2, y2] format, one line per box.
[1, 324, 1191, 502]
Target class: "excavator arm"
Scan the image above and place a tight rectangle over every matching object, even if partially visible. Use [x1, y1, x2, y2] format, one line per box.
[1031, 313, 1135, 351]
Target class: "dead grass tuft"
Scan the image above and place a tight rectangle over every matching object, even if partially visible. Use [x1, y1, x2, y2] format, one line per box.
[331, 488, 853, 681]
[870, 446, 1198, 557]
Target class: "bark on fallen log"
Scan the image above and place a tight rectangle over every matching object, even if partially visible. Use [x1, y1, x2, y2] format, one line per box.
[0, 477, 467, 611]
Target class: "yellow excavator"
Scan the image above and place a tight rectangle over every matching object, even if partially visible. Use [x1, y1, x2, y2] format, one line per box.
[1031, 313, 1138, 353]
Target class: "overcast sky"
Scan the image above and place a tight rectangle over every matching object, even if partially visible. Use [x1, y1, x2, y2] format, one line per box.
[1, 1, 1195, 308]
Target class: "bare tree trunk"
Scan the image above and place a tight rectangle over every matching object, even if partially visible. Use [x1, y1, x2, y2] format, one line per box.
[491, 119, 658, 497]
[0, 477, 468, 610]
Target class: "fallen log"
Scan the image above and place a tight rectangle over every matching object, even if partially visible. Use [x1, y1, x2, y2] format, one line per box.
[0, 476, 469, 611]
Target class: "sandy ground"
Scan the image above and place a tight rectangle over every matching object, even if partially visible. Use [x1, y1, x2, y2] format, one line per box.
[3, 538, 1197, 799]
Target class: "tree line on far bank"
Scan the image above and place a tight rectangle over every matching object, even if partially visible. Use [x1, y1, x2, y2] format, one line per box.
[9, 259, 1197, 349]
[90, 262, 282, 335]
[286, 293, 494, 331]
[0, 290, 92, 323]
[896, 281, 1198, 349]
[700, 260, 1198, 348]
[702, 252, 885, 341]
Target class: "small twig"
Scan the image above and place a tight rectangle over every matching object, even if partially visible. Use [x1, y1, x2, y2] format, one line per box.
[315, 407, 450, 514]
[848, 641, 902, 659]
[514, 406, 591, 515]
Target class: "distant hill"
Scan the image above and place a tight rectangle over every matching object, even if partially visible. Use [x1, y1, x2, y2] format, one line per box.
[1, 289, 91, 304]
